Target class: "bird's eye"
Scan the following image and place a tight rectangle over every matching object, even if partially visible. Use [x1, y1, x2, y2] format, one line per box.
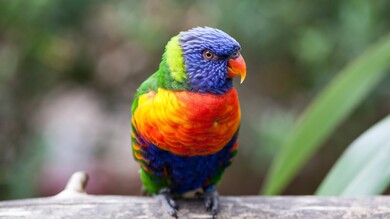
[230, 50, 240, 59]
[202, 49, 215, 60]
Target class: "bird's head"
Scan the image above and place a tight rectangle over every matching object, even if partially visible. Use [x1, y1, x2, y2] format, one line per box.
[159, 27, 246, 94]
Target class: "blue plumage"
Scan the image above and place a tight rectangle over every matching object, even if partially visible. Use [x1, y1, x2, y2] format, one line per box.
[140, 135, 237, 194]
[180, 27, 241, 94]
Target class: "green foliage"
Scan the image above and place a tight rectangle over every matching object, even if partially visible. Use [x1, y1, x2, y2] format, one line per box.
[316, 115, 390, 196]
[262, 34, 390, 195]
[6, 135, 45, 199]
[250, 110, 296, 170]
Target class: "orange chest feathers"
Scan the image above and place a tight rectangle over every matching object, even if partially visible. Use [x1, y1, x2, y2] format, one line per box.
[132, 88, 241, 156]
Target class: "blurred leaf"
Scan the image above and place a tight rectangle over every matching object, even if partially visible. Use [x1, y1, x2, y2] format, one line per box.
[262, 33, 390, 195]
[0, 44, 19, 82]
[8, 134, 45, 199]
[295, 28, 332, 65]
[316, 115, 390, 196]
[258, 110, 296, 163]
[248, 109, 296, 172]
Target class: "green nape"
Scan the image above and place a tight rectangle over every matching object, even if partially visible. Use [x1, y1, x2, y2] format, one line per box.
[166, 36, 186, 83]
[131, 35, 189, 115]
[158, 35, 190, 91]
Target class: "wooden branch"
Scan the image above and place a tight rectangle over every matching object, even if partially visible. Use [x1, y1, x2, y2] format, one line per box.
[1, 172, 389, 218]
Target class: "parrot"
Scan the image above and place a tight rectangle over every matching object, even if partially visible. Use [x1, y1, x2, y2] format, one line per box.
[131, 27, 246, 217]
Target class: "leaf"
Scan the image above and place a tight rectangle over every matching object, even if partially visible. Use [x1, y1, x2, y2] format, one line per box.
[316, 115, 390, 196]
[261, 34, 390, 195]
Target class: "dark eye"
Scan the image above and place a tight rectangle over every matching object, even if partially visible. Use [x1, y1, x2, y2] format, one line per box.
[202, 49, 215, 60]
[230, 50, 240, 59]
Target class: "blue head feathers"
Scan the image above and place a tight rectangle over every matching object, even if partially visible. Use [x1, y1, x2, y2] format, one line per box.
[179, 27, 241, 94]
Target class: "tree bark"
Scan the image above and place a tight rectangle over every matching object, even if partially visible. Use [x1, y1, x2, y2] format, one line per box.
[1, 195, 390, 219]
[0, 172, 389, 219]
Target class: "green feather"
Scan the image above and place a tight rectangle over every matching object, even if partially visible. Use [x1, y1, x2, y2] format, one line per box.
[140, 168, 168, 194]
[165, 36, 187, 83]
[131, 72, 159, 114]
[131, 34, 189, 115]
[157, 35, 190, 91]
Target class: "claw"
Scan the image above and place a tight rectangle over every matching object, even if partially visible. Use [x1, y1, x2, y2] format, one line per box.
[168, 197, 178, 210]
[203, 187, 219, 217]
[154, 188, 178, 218]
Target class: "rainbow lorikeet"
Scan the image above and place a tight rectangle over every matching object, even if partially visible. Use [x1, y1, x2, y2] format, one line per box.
[131, 27, 246, 217]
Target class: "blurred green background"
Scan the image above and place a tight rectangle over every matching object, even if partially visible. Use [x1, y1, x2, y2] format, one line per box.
[0, 0, 389, 200]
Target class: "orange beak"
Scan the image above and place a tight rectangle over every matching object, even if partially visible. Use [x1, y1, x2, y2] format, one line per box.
[227, 54, 247, 84]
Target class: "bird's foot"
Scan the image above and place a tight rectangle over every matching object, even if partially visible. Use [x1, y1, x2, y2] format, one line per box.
[204, 189, 219, 217]
[154, 188, 178, 218]
[196, 186, 219, 217]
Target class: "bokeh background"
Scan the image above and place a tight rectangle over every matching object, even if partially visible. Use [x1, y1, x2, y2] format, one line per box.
[1, 0, 389, 200]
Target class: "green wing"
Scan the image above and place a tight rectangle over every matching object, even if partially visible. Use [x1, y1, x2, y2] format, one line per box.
[131, 71, 159, 115]
[131, 71, 160, 150]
